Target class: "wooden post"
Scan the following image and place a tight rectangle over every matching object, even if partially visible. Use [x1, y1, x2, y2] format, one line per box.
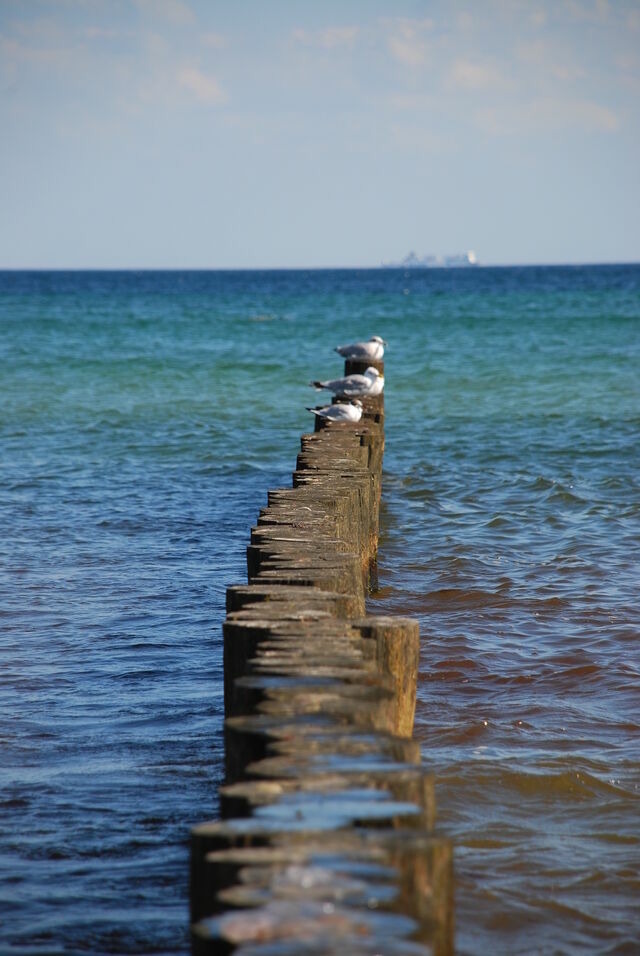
[190, 352, 454, 953]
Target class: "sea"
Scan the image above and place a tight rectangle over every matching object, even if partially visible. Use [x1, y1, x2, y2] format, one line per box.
[1, 266, 638, 955]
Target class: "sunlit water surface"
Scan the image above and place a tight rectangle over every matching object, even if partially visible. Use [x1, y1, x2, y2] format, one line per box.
[1, 267, 638, 954]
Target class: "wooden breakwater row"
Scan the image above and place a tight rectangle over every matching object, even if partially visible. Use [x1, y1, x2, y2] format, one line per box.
[190, 357, 454, 955]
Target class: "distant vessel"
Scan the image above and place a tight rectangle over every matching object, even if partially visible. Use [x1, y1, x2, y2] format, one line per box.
[382, 250, 479, 268]
[443, 251, 478, 267]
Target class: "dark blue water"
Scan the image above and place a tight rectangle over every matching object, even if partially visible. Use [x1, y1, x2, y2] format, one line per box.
[1, 267, 638, 954]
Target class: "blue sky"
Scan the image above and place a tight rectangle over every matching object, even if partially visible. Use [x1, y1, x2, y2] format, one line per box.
[1, 0, 639, 268]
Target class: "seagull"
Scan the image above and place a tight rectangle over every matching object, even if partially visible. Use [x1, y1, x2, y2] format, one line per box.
[335, 335, 386, 360]
[309, 366, 384, 397]
[306, 399, 363, 422]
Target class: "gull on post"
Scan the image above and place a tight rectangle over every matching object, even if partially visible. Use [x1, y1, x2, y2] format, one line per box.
[309, 367, 384, 398]
[306, 399, 363, 422]
[335, 335, 386, 360]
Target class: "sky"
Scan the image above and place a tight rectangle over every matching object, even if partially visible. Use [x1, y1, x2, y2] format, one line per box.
[1, 0, 639, 268]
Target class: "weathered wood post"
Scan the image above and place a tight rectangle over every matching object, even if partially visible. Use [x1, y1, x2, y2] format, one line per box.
[190, 350, 454, 954]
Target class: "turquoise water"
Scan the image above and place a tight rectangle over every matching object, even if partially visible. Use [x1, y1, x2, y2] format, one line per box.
[1, 267, 638, 954]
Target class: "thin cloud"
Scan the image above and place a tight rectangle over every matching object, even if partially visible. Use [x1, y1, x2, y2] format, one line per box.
[177, 66, 226, 105]
[627, 9, 640, 31]
[0, 31, 76, 71]
[386, 92, 440, 112]
[559, 98, 619, 131]
[390, 122, 451, 154]
[456, 11, 474, 31]
[516, 39, 586, 83]
[529, 7, 548, 28]
[292, 26, 359, 49]
[615, 48, 640, 94]
[84, 27, 121, 41]
[201, 32, 228, 49]
[134, 0, 195, 26]
[448, 57, 504, 90]
[475, 96, 619, 134]
[563, 0, 610, 24]
[385, 18, 434, 68]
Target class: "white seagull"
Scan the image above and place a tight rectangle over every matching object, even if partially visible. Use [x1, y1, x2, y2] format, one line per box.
[306, 399, 363, 423]
[309, 366, 384, 397]
[335, 335, 386, 360]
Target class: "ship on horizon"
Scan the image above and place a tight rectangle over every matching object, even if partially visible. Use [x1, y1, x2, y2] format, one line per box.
[382, 250, 479, 268]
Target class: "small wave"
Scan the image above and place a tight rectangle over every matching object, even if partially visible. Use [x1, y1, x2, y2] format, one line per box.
[434, 656, 479, 670]
[530, 475, 591, 506]
[527, 594, 568, 609]
[441, 766, 637, 807]
[547, 487, 590, 506]
[485, 515, 518, 529]
[404, 486, 437, 501]
[0, 796, 30, 810]
[544, 897, 606, 925]
[591, 832, 639, 846]
[418, 588, 511, 610]
[460, 836, 515, 849]
[531, 475, 556, 491]
[423, 657, 486, 685]
[549, 662, 602, 681]
[504, 768, 631, 800]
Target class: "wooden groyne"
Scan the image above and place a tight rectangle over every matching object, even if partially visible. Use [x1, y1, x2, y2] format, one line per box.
[190, 356, 453, 954]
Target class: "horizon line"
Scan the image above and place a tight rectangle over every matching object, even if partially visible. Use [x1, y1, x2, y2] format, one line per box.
[1, 260, 639, 272]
